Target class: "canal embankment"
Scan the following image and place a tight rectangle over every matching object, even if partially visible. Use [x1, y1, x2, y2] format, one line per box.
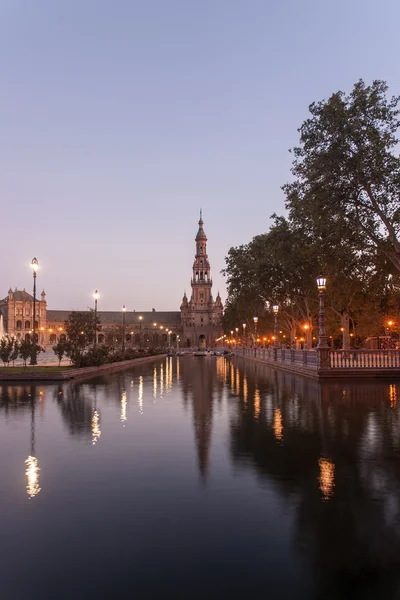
[0, 354, 167, 382]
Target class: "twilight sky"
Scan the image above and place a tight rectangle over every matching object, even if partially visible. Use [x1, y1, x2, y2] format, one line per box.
[1, 0, 399, 311]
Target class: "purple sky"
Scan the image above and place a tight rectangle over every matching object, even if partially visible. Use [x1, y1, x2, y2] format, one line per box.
[1, 0, 399, 311]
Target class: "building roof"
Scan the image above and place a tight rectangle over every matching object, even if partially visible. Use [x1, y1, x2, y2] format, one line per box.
[46, 310, 181, 325]
[1, 290, 34, 303]
[195, 210, 207, 241]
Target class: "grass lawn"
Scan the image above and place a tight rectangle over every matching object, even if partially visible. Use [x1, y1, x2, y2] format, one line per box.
[0, 366, 73, 372]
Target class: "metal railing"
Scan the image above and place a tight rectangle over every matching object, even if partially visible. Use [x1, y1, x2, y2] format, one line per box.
[329, 350, 400, 368]
[240, 347, 400, 370]
[241, 347, 318, 369]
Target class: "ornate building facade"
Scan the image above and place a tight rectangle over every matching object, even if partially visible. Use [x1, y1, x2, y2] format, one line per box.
[0, 214, 223, 347]
[180, 212, 223, 348]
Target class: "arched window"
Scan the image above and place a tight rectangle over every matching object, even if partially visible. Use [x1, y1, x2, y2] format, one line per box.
[98, 334, 105, 343]
[25, 320, 30, 329]
[135, 333, 141, 343]
[49, 334, 57, 344]
[16, 320, 22, 330]
[34, 320, 38, 329]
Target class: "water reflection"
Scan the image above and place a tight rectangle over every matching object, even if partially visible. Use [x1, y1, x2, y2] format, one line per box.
[229, 361, 400, 596]
[180, 357, 224, 477]
[1, 359, 400, 596]
[318, 457, 335, 500]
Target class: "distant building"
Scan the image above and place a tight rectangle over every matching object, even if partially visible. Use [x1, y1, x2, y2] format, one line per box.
[0, 288, 48, 343]
[0, 213, 223, 347]
[180, 212, 223, 348]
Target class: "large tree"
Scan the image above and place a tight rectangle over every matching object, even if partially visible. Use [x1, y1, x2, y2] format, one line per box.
[284, 79, 400, 272]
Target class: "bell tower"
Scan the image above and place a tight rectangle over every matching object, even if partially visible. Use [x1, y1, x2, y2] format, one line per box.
[191, 210, 213, 312]
[180, 211, 223, 348]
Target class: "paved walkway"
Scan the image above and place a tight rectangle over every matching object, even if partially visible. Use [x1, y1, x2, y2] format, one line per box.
[9, 348, 68, 367]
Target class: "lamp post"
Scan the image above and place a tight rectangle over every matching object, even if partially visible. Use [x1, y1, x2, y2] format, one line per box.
[242, 323, 247, 347]
[122, 305, 126, 351]
[272, 305, 279, 348]
[30, 258, 39, 365]
[235, 327, 239, 355]
[316, 276, 329, 349]
[139, 316, 143, 348]
[253, 317, 258, 347]
[93, 290, 99, 348]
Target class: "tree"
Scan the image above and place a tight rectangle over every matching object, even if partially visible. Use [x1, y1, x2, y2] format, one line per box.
[0, 337, 14, 366]
[9, 340, 20, 366]
[19, 339, 39, 367]
[284, 79, 400, 273]
[64, 311, 99, 348]
[53, 340, 71, 367]
[64, 311, 101, 367]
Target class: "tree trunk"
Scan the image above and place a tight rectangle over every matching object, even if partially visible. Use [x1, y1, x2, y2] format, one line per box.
[306, 327, 312, 348]
[290, 324, 297, 345]
[341, 312, 350, 350]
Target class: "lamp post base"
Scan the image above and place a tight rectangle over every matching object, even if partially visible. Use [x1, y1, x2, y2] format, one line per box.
[317, 336, 330, 349]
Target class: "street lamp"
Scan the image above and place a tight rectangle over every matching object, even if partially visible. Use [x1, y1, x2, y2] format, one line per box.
[316, 276, 329, 348]
[272, 305, 279, 348]
[93, 290, 99, 348]
[242, 323, 247, 346]
[235, 327, 239, 354]
[253, 317, 258, 347]
[122, 305, 126, 351]
[30, 257, 39, 365]
[139, 316, 143, 347]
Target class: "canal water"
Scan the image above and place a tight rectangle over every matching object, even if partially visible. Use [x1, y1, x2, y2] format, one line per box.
[1, 356, 400, 599]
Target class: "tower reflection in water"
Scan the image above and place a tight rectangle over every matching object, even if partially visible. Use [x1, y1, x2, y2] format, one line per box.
[180, 356, 224, 478]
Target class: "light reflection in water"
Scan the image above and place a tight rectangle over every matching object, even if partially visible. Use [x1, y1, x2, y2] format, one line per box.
[120, 391, 127, 425]
[390, 384, 397, 408]
[92, 410, 101, 445]
[236, 369, 240, 395]
[274, 408, 283, 441]
[254, 389, 260, 418]
[230, 364, 235, 393]
[25, 455, 41, 499]
[160, 365, 164, 397]
[243, 376, 248, 404]
[167, 357, 173, 392]
[153, 367, 157, 399]
[319, 458, 335, 500]
[138, 376, 144, 414]
[176, 358, 180, 381]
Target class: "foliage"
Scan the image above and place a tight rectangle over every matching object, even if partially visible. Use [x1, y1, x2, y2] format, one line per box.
[222, 80, 400, 348]
[9, 340, 20, 366]
[64, 311, 101, 366]
[53, 340, 71, 367]
[19, 338, 40, 367]
[284, 79, 400, 273]
[0, 337, 14, 366]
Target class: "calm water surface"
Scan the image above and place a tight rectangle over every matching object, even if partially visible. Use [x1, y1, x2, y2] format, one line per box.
[1, 356, 400, 599]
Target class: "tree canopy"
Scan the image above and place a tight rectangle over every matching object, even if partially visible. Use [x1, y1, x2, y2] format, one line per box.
[223, 80, 400, 348]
